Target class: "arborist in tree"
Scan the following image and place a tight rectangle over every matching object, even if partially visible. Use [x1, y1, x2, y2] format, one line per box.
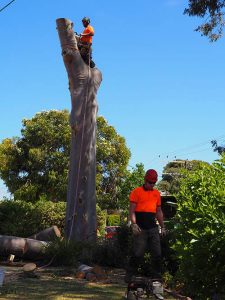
[77, 17, 95, 68]
[125, 169, 166, 296]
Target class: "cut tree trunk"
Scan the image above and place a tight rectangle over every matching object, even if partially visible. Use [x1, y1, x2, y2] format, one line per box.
[56, 18, 102, 242]
[23, 263, 37, 273]
[0, 235, 26, 257]
[0, 235, 48, 260]
[29, 226, 61, 241]
[23, 238, 48, 260]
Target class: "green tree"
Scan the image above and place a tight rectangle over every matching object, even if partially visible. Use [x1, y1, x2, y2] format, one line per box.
[185, 0, 225, 41]
[173, 157, 225, 298]
[0, 199, 66, 237]
[117, 163, 145, 211]
[96, 116, 131, 210]
[0, 110, 70, 202]
[158, 159, 204, 194]
[0, 111, 131, 205]
[211, 139, 225, 155]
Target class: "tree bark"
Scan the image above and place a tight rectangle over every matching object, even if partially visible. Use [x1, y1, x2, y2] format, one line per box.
[56, 18, 102, 242]
[29, 226, 61, 241]
[0, 235, 48, 260]
[23, 238, 48, 260]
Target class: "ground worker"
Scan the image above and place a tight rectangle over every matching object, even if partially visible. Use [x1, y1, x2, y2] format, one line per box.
[125, 169, 166, 283]
[78, 17, 95, 68]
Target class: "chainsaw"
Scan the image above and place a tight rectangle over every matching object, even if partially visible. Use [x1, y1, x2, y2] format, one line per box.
[125, 276, 164, 300]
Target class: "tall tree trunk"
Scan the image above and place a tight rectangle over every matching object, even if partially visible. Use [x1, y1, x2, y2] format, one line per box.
[56, 18, 102, 242]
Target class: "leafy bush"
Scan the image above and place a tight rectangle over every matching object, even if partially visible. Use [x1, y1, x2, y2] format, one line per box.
[0, 200, 112, 240]
[96, 205, 107, 236]
[45, 238, 94, 266]
[107, 214, 120, 226]
[44, 225, 133, 268]
[0, 200, 66, 237]
[173, 158, 225, 299]
[92, 225, 132, 267]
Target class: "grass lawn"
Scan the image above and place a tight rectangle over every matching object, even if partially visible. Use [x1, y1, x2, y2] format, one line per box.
[0, 266, 176, 300]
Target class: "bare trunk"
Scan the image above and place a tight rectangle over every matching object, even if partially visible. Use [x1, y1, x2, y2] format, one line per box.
[0, 235, 48, 260]
[56, 18, 102, 242]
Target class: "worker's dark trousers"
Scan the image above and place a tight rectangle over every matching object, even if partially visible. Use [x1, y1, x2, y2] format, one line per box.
[78, 44, 95, 67]
[127, 227, 162, 279]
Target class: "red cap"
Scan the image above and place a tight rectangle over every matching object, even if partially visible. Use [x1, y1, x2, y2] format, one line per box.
[145, 169, 158, 182]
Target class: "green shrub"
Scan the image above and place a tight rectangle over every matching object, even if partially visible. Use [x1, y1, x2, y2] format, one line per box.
[92, 225, 132, 267]
[107, 214, 120, 226]
[96, 205, 107, 236]
[45, 238, 94, 266]
[92, 238, 125, 267]
[44, 228, 131, 268]
[0, 200, 113, 241]
[0, 200, 66, 237]
[173, 158, 225, 299]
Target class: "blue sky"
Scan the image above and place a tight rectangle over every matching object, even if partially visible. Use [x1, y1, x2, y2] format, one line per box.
[1, 0, 225, 198]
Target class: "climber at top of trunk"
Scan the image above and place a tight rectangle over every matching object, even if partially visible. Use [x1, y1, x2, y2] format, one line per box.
[80, 17, 94, 44]
[77, 17, 95, 68]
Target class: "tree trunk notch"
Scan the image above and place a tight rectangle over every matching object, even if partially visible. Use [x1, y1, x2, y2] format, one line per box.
[56, 18, 102, 242]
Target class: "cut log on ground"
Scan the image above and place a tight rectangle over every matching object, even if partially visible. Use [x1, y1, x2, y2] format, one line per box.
[23, 263, 37, 273]
[75, 271, 86, 279]
[24, 238, 48, 260]
[0, 235, 49, 260]
[0, 235, 26, 257]
[29, 226, 61, 241]
[22, 263, 39, 278]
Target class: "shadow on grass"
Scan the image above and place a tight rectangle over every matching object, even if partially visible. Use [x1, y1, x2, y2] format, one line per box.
[0, 276, 126, 300]
[0, 268, 175, 300]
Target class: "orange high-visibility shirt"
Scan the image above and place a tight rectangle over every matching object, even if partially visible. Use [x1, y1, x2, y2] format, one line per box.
[129, 186, 161, 213]
[80, 25, 94, 44]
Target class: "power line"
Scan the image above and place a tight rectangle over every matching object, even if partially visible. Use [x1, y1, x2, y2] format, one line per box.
[150, 134, 225, 163]
[0, 0, 16, 13]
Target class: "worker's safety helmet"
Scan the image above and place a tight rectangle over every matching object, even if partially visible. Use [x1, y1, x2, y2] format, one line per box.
[145, 169, 158, 183]
[82, 17, 90, 24]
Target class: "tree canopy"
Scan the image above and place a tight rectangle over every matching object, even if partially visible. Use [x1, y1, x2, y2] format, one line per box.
[158, 159, 207, 194]
[0, 110, 70, 202]
[211, 139, 225, 154]
[185, 0, 225, 41]
[96, 116, 131, 209]
[117, 163, 145, 211]
[0, 110, 131, 208]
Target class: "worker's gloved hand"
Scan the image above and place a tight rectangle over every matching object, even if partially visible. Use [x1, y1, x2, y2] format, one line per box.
[160, 227, 166, 237]
[131, 223, 141, 235]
